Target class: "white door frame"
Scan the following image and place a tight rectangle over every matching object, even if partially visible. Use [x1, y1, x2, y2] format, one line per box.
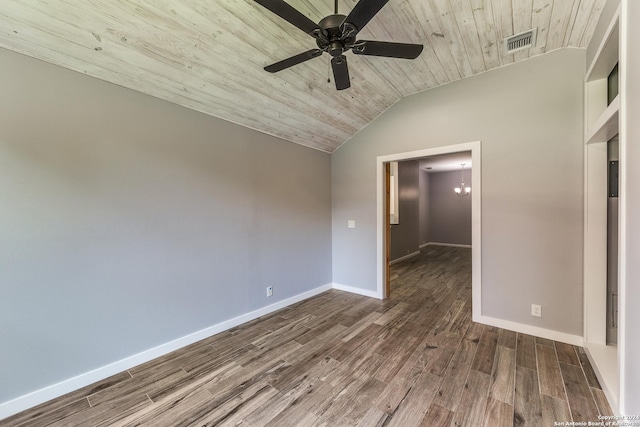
[376, 141, 482, 322]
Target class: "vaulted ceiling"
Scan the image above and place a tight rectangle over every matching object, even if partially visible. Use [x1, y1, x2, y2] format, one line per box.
[0, 0, 605, 153]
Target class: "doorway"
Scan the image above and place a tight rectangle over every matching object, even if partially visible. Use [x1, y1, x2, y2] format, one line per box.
[376, 141, 482, 322]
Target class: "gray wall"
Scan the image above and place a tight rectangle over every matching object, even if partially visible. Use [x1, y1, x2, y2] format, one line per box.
[393, 167, 472, 254]
[390, 160, 419, 261]
[0, 49, 332, 405]
[332, 48, 585, 336]
[428, 170, 472, 246]
[623, 0, 640, 413]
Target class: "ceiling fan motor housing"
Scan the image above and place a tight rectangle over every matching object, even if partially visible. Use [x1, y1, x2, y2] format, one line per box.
[317, 14, 352, 56]
[318, 14, 346, 34]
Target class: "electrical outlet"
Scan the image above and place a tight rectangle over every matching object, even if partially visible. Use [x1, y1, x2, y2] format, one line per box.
[531, 304, 542, 318]
[266, 286, 273, 297]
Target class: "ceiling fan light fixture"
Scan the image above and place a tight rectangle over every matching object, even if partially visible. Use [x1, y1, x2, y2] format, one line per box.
[454, 186, 471, 195]
[454, 163, 471, 197]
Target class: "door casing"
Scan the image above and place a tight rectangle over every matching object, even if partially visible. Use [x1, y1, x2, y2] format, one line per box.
[376, 141, 482, 322]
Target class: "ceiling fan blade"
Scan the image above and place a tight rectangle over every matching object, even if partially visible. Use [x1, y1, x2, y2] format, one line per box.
[331, 55, 351, 90]
[253, 0, 320, 35]
[343, 0, 390, 32]
[264, 49, 323, 73]
[352, 40, 424, 59]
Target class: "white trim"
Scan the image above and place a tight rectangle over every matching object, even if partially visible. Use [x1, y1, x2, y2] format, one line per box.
[618, 0, 628, 413]
[581, 1, 626, 414]
[586, 4, 621, 80]
[389, 251, 420, 265]
[478, 315, 584, 347]
[584, 344, 620, 415]
[425, 242, 472, 249]
[332, 283, 382, 299]
[0, 283, 333, 420]
[376, 141, 482, 321]
[419, 243, 429, 249]
[583, 142, 608, 345]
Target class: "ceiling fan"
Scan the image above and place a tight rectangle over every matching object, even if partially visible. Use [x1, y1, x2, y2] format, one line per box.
[253, 0, 424, 90]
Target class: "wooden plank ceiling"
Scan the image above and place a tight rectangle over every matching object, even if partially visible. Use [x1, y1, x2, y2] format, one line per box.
[0, 0, 606, 153]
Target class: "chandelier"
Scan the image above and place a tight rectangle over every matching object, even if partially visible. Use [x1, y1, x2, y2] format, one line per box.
[454, 163, 471, 196]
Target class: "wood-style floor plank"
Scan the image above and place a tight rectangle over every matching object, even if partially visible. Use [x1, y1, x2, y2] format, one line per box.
[432, 338, 477, 411]
[420, 403, 454, 427]
[1, 246, 610, 427]
[560, 362, 601, 422]
[592, 387, 613, 416]
[355, 407, 389, 427]
[471, 326, 499, 375]
[540, 394, 573, 427]
[483, 397, 514, 427]
[450, 370, 492, 427]
[386, 371, 441, 427]
[514, 366, 543, 427]
[536, 344, 567, 401]
[489, 346, 516, 405]
[372, 342, 424, 416]
[535, 336, 556, 348]
[577, 347, 603, 390]
[515, 334, 537, 370]
[498, 329, 517, 350]
[556, 342, 581, 366]
[319, 377, 387, 426]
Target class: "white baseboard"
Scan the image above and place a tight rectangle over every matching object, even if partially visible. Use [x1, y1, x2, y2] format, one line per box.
[426, 242, 472, 248]
[478, 315, 584, 347]
[0, 283, 333, 420]
[332, 283, 382, 299]
[389, 251, 420, 265]
[419, 243, 429, 249]
[583, 342, 619, 415]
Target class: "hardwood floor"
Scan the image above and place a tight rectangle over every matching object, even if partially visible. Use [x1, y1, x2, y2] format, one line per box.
[1, 246, 612, 426]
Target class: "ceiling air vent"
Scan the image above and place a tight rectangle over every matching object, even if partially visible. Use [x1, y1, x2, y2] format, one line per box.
[504, 28, 537, 55]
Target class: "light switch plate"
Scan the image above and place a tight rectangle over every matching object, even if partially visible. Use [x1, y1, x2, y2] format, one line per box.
[347, 220, 356, 229]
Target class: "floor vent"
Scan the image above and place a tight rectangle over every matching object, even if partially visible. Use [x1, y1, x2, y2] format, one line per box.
[504, 28, 537, 55]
